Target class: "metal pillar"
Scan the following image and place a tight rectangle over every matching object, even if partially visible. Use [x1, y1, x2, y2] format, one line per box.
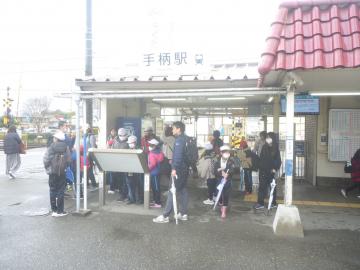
[284, 84, 295, 206]
[144, 173, 150, 209]
[75, 95, 81, 212]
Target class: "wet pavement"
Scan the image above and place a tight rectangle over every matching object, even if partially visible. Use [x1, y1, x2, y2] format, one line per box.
[0, 148, 360, 270]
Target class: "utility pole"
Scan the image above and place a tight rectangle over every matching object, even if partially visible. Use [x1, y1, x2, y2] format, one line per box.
[85, 0, 93, 127]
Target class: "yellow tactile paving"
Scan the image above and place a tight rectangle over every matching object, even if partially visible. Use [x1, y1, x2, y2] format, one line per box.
[243, 195, 360, 208]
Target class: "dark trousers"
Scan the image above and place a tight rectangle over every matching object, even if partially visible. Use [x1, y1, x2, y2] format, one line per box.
[112, 172, 128, 199]
[126, 174, 140, 203]
[207, 178, 217, 200]
[345, 182, 360, 194]
[151, 175, 161, 204]
[257, 170, 276, 206]
[87, 164, 97, 187]
[218, 180, 231, 207]
[49, 174, 67, 213]
[244, 168, 253, 193]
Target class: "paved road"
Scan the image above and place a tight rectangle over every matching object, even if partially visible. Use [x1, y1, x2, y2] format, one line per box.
[0, 149, 360, 270]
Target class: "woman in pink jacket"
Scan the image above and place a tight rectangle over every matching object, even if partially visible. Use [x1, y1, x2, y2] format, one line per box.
[148, 138, 164, 208]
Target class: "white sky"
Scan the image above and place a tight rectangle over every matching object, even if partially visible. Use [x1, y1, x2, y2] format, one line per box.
[0, 0, 281, 113]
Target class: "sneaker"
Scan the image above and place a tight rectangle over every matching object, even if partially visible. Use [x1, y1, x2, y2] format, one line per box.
[254, 203, 265, 210]
[153, 215, 169, 223]
[150, 203, 162, 208]
[9, 172, 15, 179]
[176, 213, 188, 221]
[271, 203, 278, 209]
[108, 190, 115, 194]
[52, 212, 68, 217]
[126, 201, 135, 205]
[341, 189, 347, 198]
[203, 199, 215, 205]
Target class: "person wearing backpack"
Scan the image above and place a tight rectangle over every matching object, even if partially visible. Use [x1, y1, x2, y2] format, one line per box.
[198, 143, 217, 205]
[254, 132, 281, 210]
[148, 138, 164, 208]
[239, 143, 253, 194]
[43, 131, 71, 217]
[153, 121, 189, 223]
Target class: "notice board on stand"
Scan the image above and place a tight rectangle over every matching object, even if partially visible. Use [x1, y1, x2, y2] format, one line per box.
[328, 109, 360, 161]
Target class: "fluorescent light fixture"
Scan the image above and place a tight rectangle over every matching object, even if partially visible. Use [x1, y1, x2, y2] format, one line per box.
[228, 107, 245, 110]
[207, 97, 246, 101]
[152, 98, 187, 101]
[267, 96, 274, 103]
[310, 92, 360, 96]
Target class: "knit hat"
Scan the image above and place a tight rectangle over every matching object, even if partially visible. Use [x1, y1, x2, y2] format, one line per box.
[220, 144, 231, 152]
[118, 128, 127, 136]
[127, 135, 137, 144]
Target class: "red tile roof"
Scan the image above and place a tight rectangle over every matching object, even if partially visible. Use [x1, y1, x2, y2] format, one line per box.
[258, 0, 360, 77]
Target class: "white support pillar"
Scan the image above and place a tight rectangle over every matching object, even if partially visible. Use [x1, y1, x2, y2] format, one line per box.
[98, 98, 107, 148]
[144, 173, 150, 209]
[98, 98, 107, 207]
[284, 87, 294, 206]
[273, 82, 304, 238]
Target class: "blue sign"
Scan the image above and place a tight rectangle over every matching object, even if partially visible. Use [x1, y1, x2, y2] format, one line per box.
[285, 159, 293, 176]
[281, 95, 320, 115]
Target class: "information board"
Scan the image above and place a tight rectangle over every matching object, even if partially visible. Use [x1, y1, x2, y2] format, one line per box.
[328, 109, 360, 161]
[281, 95, 320, 115]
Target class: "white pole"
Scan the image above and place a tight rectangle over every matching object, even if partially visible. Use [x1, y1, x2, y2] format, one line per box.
[75, 95, 81, 212]
[83, 133, 88, 210]
[144, 173, 150, 209]
[284, 83, 295, 206]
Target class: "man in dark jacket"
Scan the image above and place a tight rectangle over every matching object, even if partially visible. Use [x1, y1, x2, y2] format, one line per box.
[43, 131, 71, 217]
[153, 121, 189, 223]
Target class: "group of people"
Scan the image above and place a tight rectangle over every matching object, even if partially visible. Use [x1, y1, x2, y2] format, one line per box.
[9, 117, 355, 221]
[197, 130, 281, 219]
[43, 121, 98, 217]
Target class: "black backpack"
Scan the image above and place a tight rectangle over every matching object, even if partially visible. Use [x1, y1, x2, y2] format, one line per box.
[51, 152, 67, 176]
[184, 136, 199, 165]
[249, 152, 260, 171]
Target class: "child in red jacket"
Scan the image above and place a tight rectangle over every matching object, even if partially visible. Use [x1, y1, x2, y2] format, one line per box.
[148, 138, 164, 208]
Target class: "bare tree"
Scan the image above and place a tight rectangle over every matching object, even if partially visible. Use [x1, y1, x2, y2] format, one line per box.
[23, 97, 52, 133]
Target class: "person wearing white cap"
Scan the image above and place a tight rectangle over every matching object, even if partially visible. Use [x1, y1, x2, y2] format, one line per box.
[213, 144, 235, 218]
[43, 130, 71, 217]
[110, 127, 129, 200]
[148, 138, 164, 208]
[124, 135, 142, 204]
[197, 143, 218, 205]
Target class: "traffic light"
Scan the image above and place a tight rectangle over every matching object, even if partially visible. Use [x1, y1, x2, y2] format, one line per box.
[3, 116, 8, 126]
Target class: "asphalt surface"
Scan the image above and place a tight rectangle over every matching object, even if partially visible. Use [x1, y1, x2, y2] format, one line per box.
[0, 148, 360, 270]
